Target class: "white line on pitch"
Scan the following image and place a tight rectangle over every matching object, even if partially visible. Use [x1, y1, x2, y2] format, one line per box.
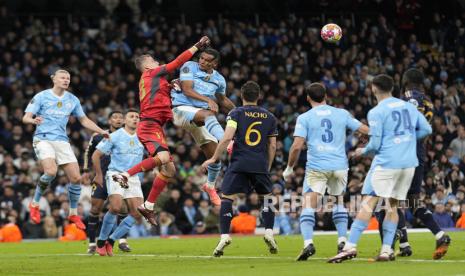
[12, 253, 465, 263]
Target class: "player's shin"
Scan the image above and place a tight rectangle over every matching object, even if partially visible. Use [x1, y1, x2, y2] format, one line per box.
[109, 215, 136, 241]
[415, 207, 443, 237]
[68, 184, 81, 216]
[207, 162, 221, 188]
[346, 219, 369, 249]
[127, 156, 162, 176]
[97, 212, 117, 245]
[300, 208, 316, 247]
[33, 174, 55, 205]
[205, 116, 224, 141]
[220, 198, 233, 235]
[397, 208, 409, 247]
[144, 173, 169, 210]
[87, 213, 100, 244]
[332, 204, 348, 244]
[382, 220, 398, 253]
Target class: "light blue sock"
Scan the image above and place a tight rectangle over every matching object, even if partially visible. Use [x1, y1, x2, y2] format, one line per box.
[109, 215, 136, 240]
[348, 219, 369, 245]
[68, 184, 81, 209]
[300, 208, 315, 242]
[33, 174, 55, 204]
[205, 116, 224, 141]
[98, 212, 117, 241]
[332, 204, 349, 239]
[207, 162, 221, 186]
[382, 220, 398, 247]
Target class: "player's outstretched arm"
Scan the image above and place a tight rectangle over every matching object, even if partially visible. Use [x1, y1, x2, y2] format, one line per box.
[22, 112, 43, 125]
[216, 93, 236, 113]
[201, 126, 236, 170]
[283, 137, 305, 181]
[164, 36, 210, 73]
[91, 149, 105, 187]
[79, 116, 109, 139]
[416, 112, 433, 140]
[267, 136, 277, 171]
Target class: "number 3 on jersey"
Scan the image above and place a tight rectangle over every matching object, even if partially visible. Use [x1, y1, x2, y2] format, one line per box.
[321, 119, 333, 143]
[245, 122, 262, 146]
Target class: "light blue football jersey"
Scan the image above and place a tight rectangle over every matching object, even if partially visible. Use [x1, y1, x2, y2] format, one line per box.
[25, 89, 85, 142]
[96, 128, 144, 173]
[294, 105, 362, 171]
[367, 97, 430, 169]
[171, 61, 226, 108]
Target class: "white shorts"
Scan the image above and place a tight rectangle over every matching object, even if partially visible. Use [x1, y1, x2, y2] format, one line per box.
[303, 170, 348, 196]
[172, 106, 217, 145]
[106, 171, 143, 199]
[33, 140, 77, 165]
[362, 166, 415, 200]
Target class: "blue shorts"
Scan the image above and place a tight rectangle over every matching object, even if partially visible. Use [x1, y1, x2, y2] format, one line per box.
[221, 169, 273, 196]
[91, 181, 108, 200]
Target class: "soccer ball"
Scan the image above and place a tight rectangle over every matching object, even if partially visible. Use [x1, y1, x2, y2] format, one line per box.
[321, 23, 342, 43]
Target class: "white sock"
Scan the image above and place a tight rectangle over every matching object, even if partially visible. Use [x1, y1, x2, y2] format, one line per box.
[119, 238, 127, 244]
[304, 239, 313, 248]
[221, 234, 230, 240]
[31, 201, 39, 207]
[381, 244, 392, 254]
[435, 231, 445, 240]
[144, 201, 154, 210]
[206, 181, 215, 188]
[265, 228, 274, 237]
[89, 242, 96, 247]
[69, 208, 78, 216]
[338, 237, 347, 244]
[344, 242, 356, 250]
[399, 242, 410, 249]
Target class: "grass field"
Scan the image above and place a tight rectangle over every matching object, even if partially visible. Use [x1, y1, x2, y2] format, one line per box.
[0, 232, 464, 276]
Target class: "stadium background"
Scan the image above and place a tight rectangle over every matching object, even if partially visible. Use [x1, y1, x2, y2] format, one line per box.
[1, 0, 465, 240]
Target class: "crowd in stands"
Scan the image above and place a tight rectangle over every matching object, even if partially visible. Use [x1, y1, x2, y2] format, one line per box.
[1, 0, 465, 240]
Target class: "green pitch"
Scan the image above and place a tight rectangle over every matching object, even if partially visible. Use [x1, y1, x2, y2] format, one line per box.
[0, 232, 464, 276]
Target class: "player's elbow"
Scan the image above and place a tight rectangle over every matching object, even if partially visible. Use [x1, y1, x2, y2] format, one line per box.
[22, 114, 30, 124]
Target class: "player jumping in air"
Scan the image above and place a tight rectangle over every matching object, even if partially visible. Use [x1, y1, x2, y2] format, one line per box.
[23, 69, 109, 230]
[328, 74, 432, 263]
[93, 110, 144, 256]
[112, 36, 211, 225]
[376, 68, 451, 259]
[171, 48, 236, 206]
[202, 81, 278, 257]
[83, 111, 133, 254]
[283, 83, 369, 261]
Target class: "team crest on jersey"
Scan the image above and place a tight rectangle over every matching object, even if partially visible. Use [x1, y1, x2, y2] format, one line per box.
[182, 67, 190, 73]
[57, 101, 62, 108]
[130, 140, 135, 146]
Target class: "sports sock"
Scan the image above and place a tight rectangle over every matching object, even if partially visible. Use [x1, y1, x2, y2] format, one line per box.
[347, 219, 369, 246]
[98, 212, 117, 241]
[205, 116, 224, 141]
[127, 156, 162, 176]
[375, 210, 386, 242]
[382, 220, 398, 248]
[207, 162, 221, 188]
[220, 199, 233, 234]
[146, 174, 169, 207]
[300, 208, 315, 246]
[68, 184, 81, 216]
[87, 213, 100, 243]
[415, 207, 442, 236]
[33, 174, 55, 204]
[262, 206, 275, 230]
[109, 215, 136, 240]
[397, 208, 408, 244]
[332, 204, 348, 241]
[118, 214, 129, 239]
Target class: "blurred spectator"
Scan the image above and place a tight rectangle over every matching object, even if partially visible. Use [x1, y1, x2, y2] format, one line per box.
[152, 211, 181, 236]
[432, 203, 455, 229]
[231, 205, 256, 234]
